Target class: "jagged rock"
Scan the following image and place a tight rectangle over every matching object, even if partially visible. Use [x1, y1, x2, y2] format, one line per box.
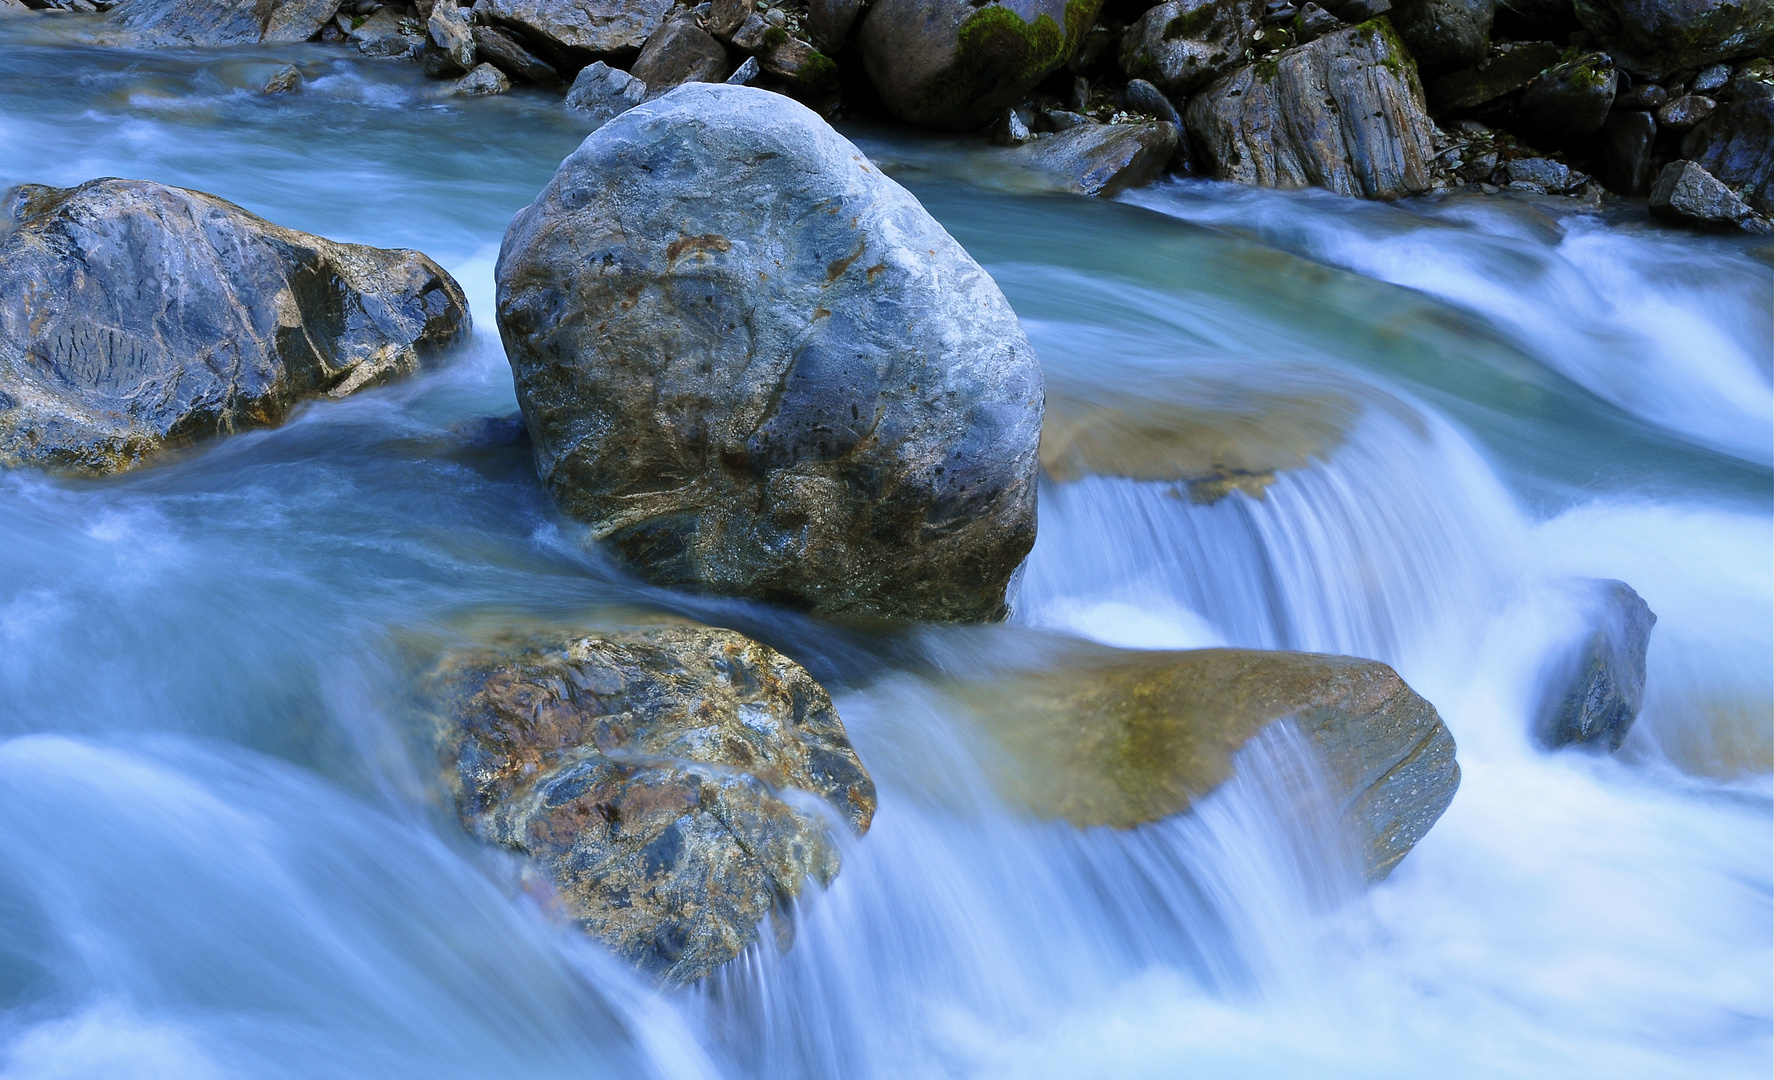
[950, 642, 1461, 880]
[564, 59, 647, 126]
[472, 24, 563, 85]
[1388, 0, 1494, 74]
[110, 0, 341, 44]
[0, 179, 468, 475]
[1534, 580, 1656, 751]
[1505, 155, 1575, 190]
[1010, 121, 1180, 195]
[808, 0, 861, 52]
[726, 54, 761, 83]
[1655, 92, 1715, 130]
[1613, 80, 1667, 109]
[495, 84, 1043, 621]
[477, 0, 673, 65]
[994, 104, 1035, 143]
[424, 1, 479, 78]
[1295, 0, 1342, 38]
[262, 63, 301, 93]
[631, 19, 728, 88]
[1650, 158, 1760, 228]
[1601, 109, 1657, 193]
[1426, 39, 1560, 110]
[859, 0, 1105, 130]
[1124, 76, 1183, 125]
[1184, 21, 1438, 199]
[1681, 96, 1773, 214]
[1513, 50, 1615, 146]
[1572, 0, 1774, 78]
[757, 31, 839, 89]
[351, 7, 424, 56]
[1118, 0, 1260, 98]
[705, 0, 752, 37]
[432, 623, 876, 983]
[452, 60, 511, 93]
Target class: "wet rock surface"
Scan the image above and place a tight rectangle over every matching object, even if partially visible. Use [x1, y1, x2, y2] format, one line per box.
[432, 622, 876, 983]
[0, 177, 468, 474]
[1008, 120, 1180, 195]
[1572, 0, 1774, 77]
[952, 641, 1461, 880]
[1185, 20, 1438, 199]
[1535, 579, 1656, 751]
[496, 84, 1044, 622]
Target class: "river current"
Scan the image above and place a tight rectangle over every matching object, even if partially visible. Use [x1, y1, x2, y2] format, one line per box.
[0, 26, 1769, 1080]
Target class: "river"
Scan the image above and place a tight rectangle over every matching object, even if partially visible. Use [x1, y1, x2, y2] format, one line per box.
[0, 23, 1769, 1080]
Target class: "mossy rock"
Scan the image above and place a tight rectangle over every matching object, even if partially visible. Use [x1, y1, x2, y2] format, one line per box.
[1572, 0, 1774, 79]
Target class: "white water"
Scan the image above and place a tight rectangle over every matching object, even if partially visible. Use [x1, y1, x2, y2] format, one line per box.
[0, 25, 1769, 1080]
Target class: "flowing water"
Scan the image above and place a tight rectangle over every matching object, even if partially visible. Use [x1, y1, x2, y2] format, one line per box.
[1, 23, 1770, 1080]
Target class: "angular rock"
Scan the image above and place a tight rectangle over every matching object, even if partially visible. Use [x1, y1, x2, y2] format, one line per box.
[1118, 0, 1260, 98]
[564, 59, 647, 126]
[453, 60, 511, 93]
[424, 1, 479, 78]
[477, 0, 673, 64]
[859, 0, 1105, 130]
[755, 32, 839, 90]
[631, 19, 728, 88]
[1010, 121, 1180, 195]
[1426, 39, 1560, 110]
[1650, 158, 1758, 227]
[110, 0, 341, 45]
[1513, 50, 1615, 146]
[433, 623, 876, 982]
[1682, 96, 1773, 215]
[808, 0, 861, 52]
[1534, 579, 1655, 751]
[1387, 0, 1494, 74]
[705, 0, 752, 38]
[495, 85, 1043, 622]
[473, 24, 563, 85]
[726, 54, 761, 83]
[951, 643, 1460, 880]
[1601, 109, 1657, 193]
[262, 63, 302, 93]
[1571, 0, 1774, 78]
[1295, 0, 1344, 37]
[1184, 21, 1438, 199]
[351, 6, 424, 56]
[0, 179, 468, 475]
[1655, 92, 1715, 130]
[1505, 155, 1574, 190]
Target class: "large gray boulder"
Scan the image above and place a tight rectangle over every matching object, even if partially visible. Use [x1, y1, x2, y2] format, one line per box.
[496, 84, 1043, 622]
[432, 623, 876, 983]
[1388, 0, 1494, 74]
[0, 179, 468, 475]
[110, 0, 340, 45]
[630, 19, 729, 89]
[476, 0, 673, 65]
[1535, 579, 1655, 751]
[1572, 0, 1774, 77]
[1682, 96, 1774, 216]
[1184, 21, 1438, 199]
[1117, 0, 1260, 98]
[1512, 50, 1616, 148]
[564, 59, 648, 126]
[950, 642, 1460, 880]
[859, 0, 1105, 130]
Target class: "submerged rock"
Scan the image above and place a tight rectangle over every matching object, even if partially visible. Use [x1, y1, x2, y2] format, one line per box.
[952, 643, 1460, 880]
[1535, 579, 1656, 751]
[1118, 0, 1260, 98]
[1387, 0, 1494, 74]
[1009, 121, 1180, 196]
[1185, 21, 1438, 199]
[0, 178, 468, 474]
[859, 0, 1104, 130]
[433, 623, 876, 982]
[1572, 0, 1774, 78]
[110, 0, 341, 45]
[496, 84, 1043, 622]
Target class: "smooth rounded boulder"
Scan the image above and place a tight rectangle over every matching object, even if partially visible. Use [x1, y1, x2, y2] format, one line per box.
[496, 84, 1043, 622]
[0, 178, 469, 474]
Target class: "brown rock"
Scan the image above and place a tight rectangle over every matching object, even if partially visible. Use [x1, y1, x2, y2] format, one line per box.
[631, 19, 728, 88]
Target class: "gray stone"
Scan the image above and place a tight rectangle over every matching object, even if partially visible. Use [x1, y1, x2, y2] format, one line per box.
[1295, 0, 1342, 38]
[351, 6, 423, 56]
[477, 0, 673, 64]
[1692, 61, 1731, 92]
[1124, 76, 1183, 126]
[1535, 580, 1656, 751]
[1426, 39, 1560, 110]
[1650, 158, 1757, 227]
[1601, 109, 1657, 193]
[1655, 92, 1715, 130]
[495, 84, 1043, 622]
[1009, 120, 1180, 194]
[994, 104, 1034, 143]
[858, 0, 1104, 130]
[472, 24, 563, 85]
[726, 54, 760, 83]
[1513, 50, 1615, 146]
[1185, 21, 1438, 199]
[1681, 96, 1774, 214]
[564, 59, 648, 127]
[1572, 0, 1774, 78]
[1118, 0, 1259, 98]
[1612, 80, 1667, 109]
[0, 0, 33, 17]
[424, 1, 479, 77]
[452, 59, 511, 93]
[631, 19, 728, 89]
[110, 0, 341, 45]
[0, 179, 468, 475]
[1389, 0, 1495, 74]
[1506, 155, 1573, 189]
[432, 623, 876, 983]
[262, 63, 302, 93]
[807, 0, 861, 52]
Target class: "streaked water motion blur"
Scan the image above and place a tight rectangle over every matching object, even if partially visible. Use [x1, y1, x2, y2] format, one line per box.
[0, 20, 1769, 1080]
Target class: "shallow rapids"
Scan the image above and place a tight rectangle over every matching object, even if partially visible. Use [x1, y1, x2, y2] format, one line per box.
[0, 24, 1769, 1080]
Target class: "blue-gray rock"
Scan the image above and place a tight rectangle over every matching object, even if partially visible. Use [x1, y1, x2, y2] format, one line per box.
[564, 60, 647, 126]
[1572, 0, 1774, 78]
[726, 54, 761, 84]
[0, 179, 469, 474]
[1118, 0, 1260, 98]
[477, 0, 673, 65]
[1010, 121, 1181, 195]
[1650, 158, 1765, 229]
[495, 84, 1043, 622]
[111, 0, 341, 44]
[1681, 96, 1773, 215]
[472, 24, 563, 85]
[1388, 0, 1494, 74]
[1535, 579, 1656, 751]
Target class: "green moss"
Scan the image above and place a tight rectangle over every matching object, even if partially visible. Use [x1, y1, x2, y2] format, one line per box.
[794, 48, 839, 90]
[912, 0, 1102, 127]
[1163, 3, 1218, 42]
[956, 5, 1069, 84]
[1358, 17, 1410, 78]
[763, 25, 789, 50]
